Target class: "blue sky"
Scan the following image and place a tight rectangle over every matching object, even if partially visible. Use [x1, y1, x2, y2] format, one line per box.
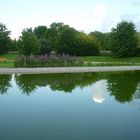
[0, 0, 140, 38]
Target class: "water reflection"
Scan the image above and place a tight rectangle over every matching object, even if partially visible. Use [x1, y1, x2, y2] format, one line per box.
[0, 75, 12, 94]
[15, 73, 100, 94]
[92, 80, 107, 104]
[0, 72, 140, 104]
[107, 72, 140, 103]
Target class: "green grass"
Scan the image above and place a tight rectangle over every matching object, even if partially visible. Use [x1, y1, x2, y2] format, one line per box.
[0, 61, 15, 68]
[82, 56, 140, 63]
[0, 54, 17, 68]
[0, 54, 140, 68]
[0, 54, 18, 60]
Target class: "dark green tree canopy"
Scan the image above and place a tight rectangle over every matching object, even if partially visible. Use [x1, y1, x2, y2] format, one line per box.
[110, 21, 138, 57]
[19, 29, 41, 56]
[89, 31, 111, 51]
[0, 23, 11, 54]
[34, 26, 47, 39]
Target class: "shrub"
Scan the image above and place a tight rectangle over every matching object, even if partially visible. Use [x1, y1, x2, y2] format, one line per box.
[15, 55, 26, 67]
[135, 48, 140, 56]
[14, 54, 83, 67]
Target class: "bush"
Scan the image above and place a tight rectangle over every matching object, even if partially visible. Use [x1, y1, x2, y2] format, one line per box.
[14, 54, 83, 67]
[15, 55, 26, 67]
[135, 48, 140, 56]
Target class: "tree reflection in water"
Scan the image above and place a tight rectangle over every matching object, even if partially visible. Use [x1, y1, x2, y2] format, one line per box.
[0, 75, 12, 94]
[107, 72, 140, 103]
[15, 73, 100, 94]
[0, 72, 140, 103]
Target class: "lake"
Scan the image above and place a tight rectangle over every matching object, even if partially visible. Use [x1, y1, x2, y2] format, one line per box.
[0, 71, 140, 140]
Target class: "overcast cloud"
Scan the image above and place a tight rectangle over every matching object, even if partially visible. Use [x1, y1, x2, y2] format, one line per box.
[0, 0, 140, 38]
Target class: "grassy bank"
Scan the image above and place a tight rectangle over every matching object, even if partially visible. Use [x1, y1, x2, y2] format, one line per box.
[0, 54, 17, 68]
[82, 56, 140, 63]
[0, 54, 140, 68]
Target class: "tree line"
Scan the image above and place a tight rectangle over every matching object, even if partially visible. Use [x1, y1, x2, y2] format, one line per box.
[0, 21, 140, 57]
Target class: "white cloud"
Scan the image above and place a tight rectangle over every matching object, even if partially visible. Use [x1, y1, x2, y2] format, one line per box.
[90, 4, 115, 32]
[92, 80, 108, 104]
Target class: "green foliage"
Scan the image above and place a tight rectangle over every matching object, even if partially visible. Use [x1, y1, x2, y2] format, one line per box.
[0, 75, 12, 94]
[34, 26, 47, 39]
[0, 23, 11, 54]
[19, 29, 41, 56]
[45, 22, 65, 51]
[110, 21, 138, 57]
[39, 38, 52, 55]
[9, 39, 18, 51]
[135, 48, 140, 56]
[136, 32, 140, 47]
[56, 26, 78, 55]
[46, 22, 99, 56]
[34, 26, 52, 55]
[75, 32, 100, 56]
[89, 31, 111, 51]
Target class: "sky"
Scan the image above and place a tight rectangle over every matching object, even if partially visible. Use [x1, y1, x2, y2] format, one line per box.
[0, 0, 140, 38]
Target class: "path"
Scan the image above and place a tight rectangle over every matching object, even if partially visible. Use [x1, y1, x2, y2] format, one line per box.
[0, 66, 140, 74]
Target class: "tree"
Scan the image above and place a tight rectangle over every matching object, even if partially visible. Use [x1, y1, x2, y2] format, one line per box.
[110, 21, 138, 57]
[39, 38, 52, 55]
[34, 26, 52, 55]
[34, 26, 47, 39]
[9, 39, 18, 51]
[89, 31, 111, 51]
[75, 32, 100, 56]
[19, 29, 41, 56]
[56, 26, 78, 55]
[45, 22, 66, 51]
[0, 23, 11, 54]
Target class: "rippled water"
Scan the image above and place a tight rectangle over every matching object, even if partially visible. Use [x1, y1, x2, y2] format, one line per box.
[0, 72, 140, 140]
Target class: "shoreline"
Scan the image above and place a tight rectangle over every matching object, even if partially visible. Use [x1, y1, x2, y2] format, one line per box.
[0, 66, 140, 74]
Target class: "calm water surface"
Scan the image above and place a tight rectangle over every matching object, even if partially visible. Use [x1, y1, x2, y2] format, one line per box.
[0, 72, 140, 140]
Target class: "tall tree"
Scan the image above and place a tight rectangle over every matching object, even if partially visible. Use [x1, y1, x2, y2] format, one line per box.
[56, 26, 78, 55]
[45, 22, 66, 51]
[110, 21, 138, 57]
[19, 29, 41, 56]
[0, 23, 11, 54]
[34, 26, 52, 55]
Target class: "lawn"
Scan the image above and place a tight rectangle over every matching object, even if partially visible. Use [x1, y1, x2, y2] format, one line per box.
[0, 54, 17, 68]
[0, 54, 140, 68]
[82, 56, 140, 63]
